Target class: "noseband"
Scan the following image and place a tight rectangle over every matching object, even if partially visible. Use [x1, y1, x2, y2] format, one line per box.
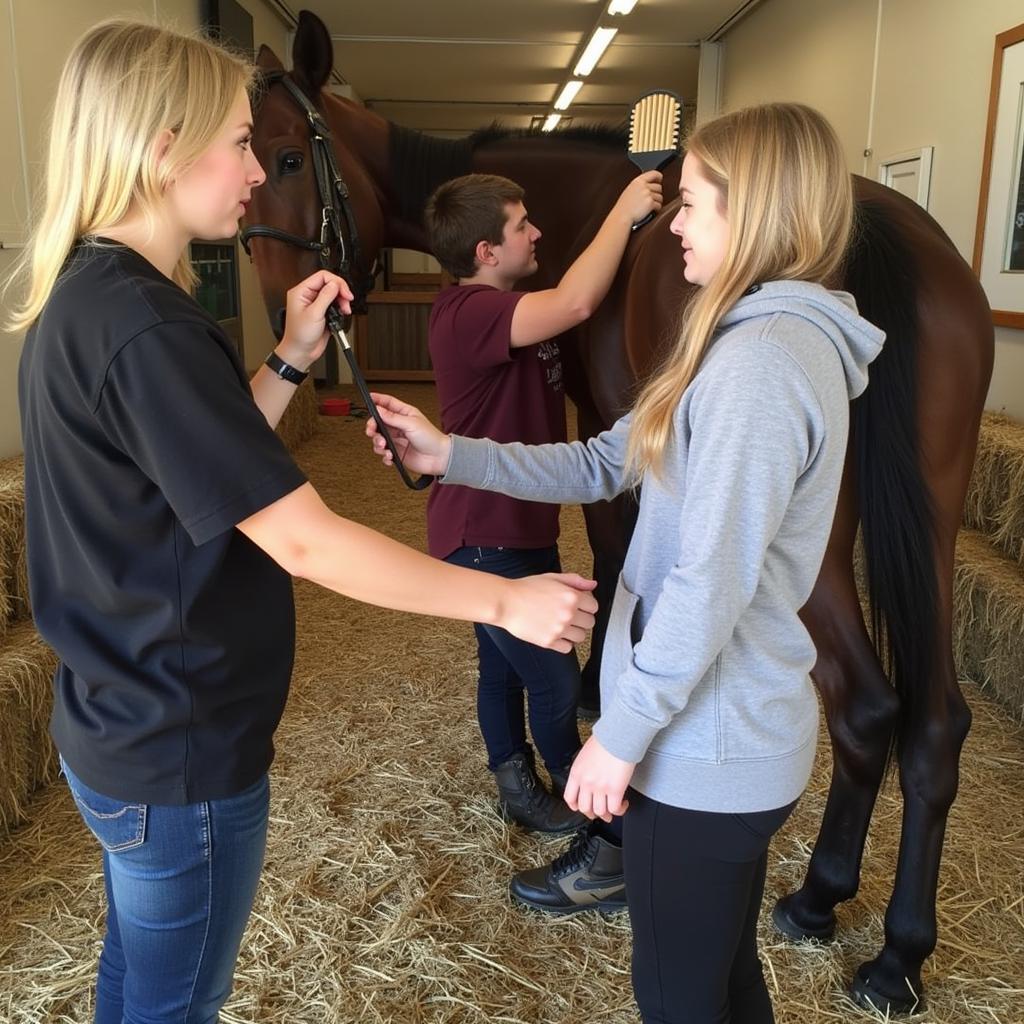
[240, 70, 374, 312]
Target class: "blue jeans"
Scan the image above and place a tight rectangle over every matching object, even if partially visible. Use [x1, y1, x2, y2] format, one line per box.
[445, 545, 582, 773]
[61, 758, 269, 1023]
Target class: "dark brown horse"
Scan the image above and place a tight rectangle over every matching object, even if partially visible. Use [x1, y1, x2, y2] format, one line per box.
[243, 12, 994, 1015]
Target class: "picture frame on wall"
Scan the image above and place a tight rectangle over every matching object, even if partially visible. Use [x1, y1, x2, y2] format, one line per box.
[973, 21, 1024, 329]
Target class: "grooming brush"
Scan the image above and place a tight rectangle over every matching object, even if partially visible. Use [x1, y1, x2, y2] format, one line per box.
[325, 306, 434, 491]
[627, 90, 683, 230]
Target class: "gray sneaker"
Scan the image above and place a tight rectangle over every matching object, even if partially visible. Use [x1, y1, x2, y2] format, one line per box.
[509, 824, 626, 915]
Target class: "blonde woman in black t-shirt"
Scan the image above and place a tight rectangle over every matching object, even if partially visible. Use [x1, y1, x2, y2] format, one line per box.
[5, 20, 598, 1023]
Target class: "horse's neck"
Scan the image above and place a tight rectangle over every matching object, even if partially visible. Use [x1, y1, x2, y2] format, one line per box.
[322, 99, 642, 265]
[471, 139, 638, 283]
[321, 94, 428, 249]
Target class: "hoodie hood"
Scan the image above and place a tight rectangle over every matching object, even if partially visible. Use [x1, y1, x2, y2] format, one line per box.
[718, 280, 885, 400]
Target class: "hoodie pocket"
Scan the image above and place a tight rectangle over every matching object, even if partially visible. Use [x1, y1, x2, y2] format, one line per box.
[599, 573, 641, 703]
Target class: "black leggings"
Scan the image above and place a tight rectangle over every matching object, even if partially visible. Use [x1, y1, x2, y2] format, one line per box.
[622, 789, 796, 1024]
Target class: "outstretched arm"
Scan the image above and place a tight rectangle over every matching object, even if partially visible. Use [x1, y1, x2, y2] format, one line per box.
[366, 392, 633, 504]
[236, 482, 598, 653]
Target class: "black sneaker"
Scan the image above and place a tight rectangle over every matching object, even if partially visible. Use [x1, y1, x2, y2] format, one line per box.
[509, 824, 626, 915]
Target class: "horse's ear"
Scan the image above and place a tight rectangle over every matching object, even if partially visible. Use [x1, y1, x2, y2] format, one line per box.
[256, 44, 284, 73]
[291, 9, 334, 98]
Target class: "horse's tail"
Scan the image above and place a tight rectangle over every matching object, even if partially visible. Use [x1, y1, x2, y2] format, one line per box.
[845, 198, 938, 765]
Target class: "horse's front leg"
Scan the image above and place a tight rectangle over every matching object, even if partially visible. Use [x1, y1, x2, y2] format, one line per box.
[773, 553, 900, 942]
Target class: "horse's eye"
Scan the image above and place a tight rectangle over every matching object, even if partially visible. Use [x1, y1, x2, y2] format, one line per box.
[279, 152, 304, 176]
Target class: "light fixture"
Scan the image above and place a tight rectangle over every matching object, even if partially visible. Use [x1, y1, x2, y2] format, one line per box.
[554, 80, 584, 111]
[542, 114, 562, 132]
[574, 26, 618, 76]
[608, 0, 639, 14]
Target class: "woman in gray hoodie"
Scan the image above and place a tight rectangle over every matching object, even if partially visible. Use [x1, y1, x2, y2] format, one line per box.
[367, 103, 885, 1024]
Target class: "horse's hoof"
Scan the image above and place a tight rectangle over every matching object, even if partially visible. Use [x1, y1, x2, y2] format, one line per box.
[849, 964, 925, 1016]
[771, 895, 836, 942]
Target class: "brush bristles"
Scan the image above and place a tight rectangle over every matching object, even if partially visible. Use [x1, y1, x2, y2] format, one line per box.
[629, 92, 681, 153]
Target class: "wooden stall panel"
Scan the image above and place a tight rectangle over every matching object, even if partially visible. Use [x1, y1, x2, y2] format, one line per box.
[357, 291, 437, 381]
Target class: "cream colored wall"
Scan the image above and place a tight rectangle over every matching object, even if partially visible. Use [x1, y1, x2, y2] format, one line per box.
[868, 0, 1023, 417]
[0, 0, 291, 457]
[0, 0, 27, 456]
[721, 0, 1024, 418]
[392, 250, 442, 274]
[722, 0, 878, 177]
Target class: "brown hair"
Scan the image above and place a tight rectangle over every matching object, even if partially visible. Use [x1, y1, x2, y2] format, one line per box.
[424, 174, 525, 279]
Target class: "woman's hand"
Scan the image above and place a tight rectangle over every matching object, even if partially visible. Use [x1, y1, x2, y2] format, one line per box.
[498, 574, 598, 653]
[563, 734, 636, 822]
[278, 271, 353, 370]
[366, 392, 453, 476]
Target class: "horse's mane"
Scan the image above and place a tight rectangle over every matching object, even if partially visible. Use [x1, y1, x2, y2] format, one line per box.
[466, 123, 628, 150]
[389, 122, 628, 223]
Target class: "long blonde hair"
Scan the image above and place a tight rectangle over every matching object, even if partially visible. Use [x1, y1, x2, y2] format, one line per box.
[626, 103, 854, 481]
[4, 19, 254, 333]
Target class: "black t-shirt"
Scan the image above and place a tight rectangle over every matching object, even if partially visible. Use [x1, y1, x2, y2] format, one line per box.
[18, 240, 308, 804]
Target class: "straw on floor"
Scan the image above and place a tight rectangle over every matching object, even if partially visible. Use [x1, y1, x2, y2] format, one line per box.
[0, 383, 1021, 1024]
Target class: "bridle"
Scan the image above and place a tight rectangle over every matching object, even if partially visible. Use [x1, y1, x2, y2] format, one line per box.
[239, 69, 375, 312]
[241, 69, 431, 491]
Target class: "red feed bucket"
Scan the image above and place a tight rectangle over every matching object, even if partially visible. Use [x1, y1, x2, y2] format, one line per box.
[319, 397, 351, 416]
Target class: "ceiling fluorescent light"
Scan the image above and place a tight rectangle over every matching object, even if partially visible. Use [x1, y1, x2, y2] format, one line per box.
[574, 26, 617, 76]
[554, 80, 584, 110]
[608, 0, 639, 13]
[542, 114, 562, 132]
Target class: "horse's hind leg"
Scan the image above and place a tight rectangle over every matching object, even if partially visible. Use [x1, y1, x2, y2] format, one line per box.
[845, 429, 976, 1014]
[773, 508, 900, 944]
[848, 650, 970, 1015]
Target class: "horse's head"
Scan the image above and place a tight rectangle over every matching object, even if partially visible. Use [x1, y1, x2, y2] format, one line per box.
[244, 11, 386, 335]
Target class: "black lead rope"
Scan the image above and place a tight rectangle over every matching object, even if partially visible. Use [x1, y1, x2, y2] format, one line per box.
[325, 307, 434, 491]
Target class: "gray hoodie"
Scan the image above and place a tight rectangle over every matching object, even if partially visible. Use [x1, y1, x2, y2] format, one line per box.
[443, 280, 885, 812]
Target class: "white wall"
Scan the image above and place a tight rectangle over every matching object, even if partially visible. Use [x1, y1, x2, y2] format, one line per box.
[721, 0, 1024, 418]
[0, 0, 292, 457]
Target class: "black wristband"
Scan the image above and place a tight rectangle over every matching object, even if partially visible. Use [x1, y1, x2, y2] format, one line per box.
[265, 351, 308, 385]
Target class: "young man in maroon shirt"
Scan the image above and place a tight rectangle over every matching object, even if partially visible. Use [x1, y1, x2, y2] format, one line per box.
[423, 170, 662, 834]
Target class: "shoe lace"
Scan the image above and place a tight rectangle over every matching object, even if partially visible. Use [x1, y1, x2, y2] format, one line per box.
[550, 828, 593, 877]
[513, 759, 549, 811]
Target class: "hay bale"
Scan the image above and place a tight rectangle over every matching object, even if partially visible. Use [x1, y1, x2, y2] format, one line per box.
[276, 377, 319, 454]
[0, 621, 58, 841]
[964, 412, 1024, 570]
[0, 384, 1023, 1023]
[954, 529, 1024, 723]
[0, 456, 31, 643]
